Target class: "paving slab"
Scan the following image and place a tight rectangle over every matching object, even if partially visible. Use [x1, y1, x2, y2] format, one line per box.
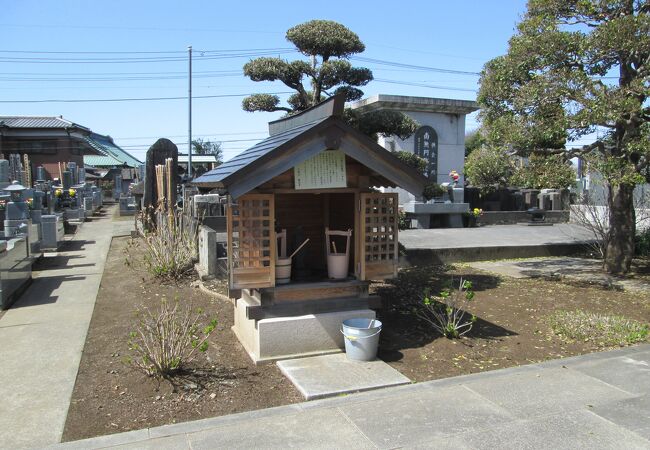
[277, 353, 411, 400]
[568, 351, 650, 395]
[633, 426, 650, 441]
[338, 384, 514, 448]
[591, 394, 650, 435]
[451, 409, 650, 450]
[186, 407, 375, 450]
[462, 366, 635, 417]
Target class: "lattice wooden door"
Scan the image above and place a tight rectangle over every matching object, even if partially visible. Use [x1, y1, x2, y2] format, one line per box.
[359, 192, 399, 280]
[227, 194, 276, 289]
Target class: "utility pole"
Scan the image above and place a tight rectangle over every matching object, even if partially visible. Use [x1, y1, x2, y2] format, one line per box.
[188, 45, 193, 178]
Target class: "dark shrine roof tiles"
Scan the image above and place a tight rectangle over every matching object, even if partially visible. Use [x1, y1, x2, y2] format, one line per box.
[194, 117, 328, 184]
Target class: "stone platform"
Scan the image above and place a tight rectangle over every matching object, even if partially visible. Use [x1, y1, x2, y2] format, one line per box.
[277, 353, 411, 400]
[232, 294, 375, 363]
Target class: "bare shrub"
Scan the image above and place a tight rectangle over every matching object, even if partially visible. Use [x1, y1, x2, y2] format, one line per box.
[413, 278, 477, 338]
[570, 192, 610, 259]
[128, 207, 199, 279]
[571, 188, 650, 260]
[127, 300, 217, 377]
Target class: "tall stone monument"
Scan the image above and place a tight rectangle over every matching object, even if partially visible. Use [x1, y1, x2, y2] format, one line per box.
[143, 138, 178, 210]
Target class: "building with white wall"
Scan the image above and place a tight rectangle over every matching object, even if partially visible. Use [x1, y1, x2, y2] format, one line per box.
[350, 95, 478, 204]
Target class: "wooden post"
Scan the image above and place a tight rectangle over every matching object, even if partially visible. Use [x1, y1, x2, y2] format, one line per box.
[23, 154, 31, 187]
[155, 164, 165, 210]
[165, 158, 173, 210]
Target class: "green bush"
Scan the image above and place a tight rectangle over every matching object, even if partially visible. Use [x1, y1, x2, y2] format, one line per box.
[422, 183, 445, 201]
[392, 150, 427, 173]
[510, 154, 575, 189]
[391, 150, 445, 201]
[465, 130, 486, 158]
[413, 278, 477, 338]
[548, 310, 649, 347]
[398, 209, 410, 230]
[464, 146, 513, 192]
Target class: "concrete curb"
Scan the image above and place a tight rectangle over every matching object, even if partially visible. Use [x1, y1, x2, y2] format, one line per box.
[198, 279, 232, 303]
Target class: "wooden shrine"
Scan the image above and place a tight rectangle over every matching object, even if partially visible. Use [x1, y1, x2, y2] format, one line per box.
[194, 95, 427, 362]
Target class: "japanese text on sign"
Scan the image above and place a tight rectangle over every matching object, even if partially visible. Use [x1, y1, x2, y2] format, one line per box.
[294, 150, 347, 190]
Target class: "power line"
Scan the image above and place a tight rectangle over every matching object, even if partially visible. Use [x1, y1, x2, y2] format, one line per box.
[373, 78, 477, 92]
[0, 84, 252, 90]
[0, 68, 242, 75]
[114, 131, 267, 140]
[0, 92, 291, 103]
[366, 42, 490, 62]
[119, 137, 263, 148]
[0, 23, 282, 34]
[0, 49, 296, 64]
[353, 56, 481, 76]
[0, 47, 291, 55]
[0, 69, 242, 76]
[0, 73, 242, 82]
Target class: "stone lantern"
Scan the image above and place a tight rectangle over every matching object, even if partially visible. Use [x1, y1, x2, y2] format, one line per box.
[3, 182, 30, 237]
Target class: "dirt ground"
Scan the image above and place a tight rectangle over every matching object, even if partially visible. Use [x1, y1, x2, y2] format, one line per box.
[374, 263, 650, 382]
[62, 237, 301, 442]
[64, 235, 649, 441]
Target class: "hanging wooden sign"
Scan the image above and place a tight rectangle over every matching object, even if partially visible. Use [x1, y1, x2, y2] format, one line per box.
[294, 150, 347, 190]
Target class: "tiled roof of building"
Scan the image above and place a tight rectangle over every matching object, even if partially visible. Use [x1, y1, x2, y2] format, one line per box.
[193, 117, 327, 185]
[193, 94, 428, 198]
[84, 154, 125, 167]
[83, 133, 142, 168]
[0, 116, 90, 130]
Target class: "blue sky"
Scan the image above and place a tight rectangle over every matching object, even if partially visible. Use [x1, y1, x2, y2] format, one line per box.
[1, 0, 530, 162]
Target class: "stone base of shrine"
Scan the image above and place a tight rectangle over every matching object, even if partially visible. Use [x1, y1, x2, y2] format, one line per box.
[232, 295, 375, 364]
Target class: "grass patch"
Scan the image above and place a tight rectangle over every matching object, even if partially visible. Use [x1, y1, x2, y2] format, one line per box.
[548, 310, 649, 347]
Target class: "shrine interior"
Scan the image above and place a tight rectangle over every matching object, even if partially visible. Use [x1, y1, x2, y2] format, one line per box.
[274, 192, 356, 282]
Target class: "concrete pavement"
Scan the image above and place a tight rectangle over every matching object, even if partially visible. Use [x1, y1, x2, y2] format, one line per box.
[400, 223, 596, 264]
[400, 223, 594, 250]
[0, 206, 133, 449]
[53, 344, 650, 449]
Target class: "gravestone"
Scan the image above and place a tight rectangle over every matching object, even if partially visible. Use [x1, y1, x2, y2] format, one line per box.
[35, 166, 47, 182]
[62, 170, 72, 190]
[143, 138, 178, 209]
[0, 160, 9, 188]
[113, 173, 122, 200]
[68, 162, 78, 185]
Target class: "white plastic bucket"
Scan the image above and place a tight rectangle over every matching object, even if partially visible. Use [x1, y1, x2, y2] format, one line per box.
[327, 253, 349, 279]
[341, 318, 382, 361]
[275, 257, 291, 284]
